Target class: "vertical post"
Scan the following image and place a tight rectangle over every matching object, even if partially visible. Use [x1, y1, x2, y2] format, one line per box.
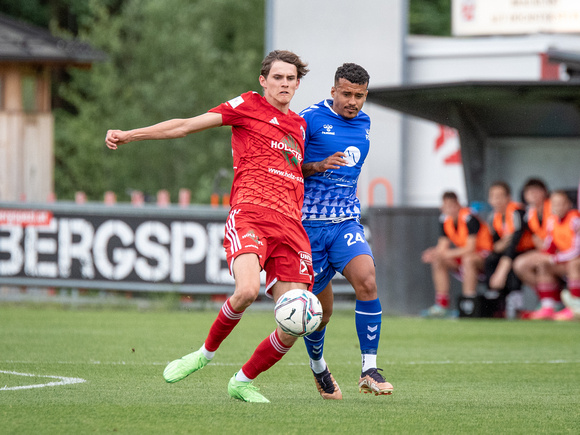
[157, 189, 170, 207]
[104, 191, 116, 205]
[178, 188, 191, 207]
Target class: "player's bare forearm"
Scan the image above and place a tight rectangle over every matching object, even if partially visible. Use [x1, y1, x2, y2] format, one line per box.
[493, 234, 513, 253]
[302, 151, 347, 177]
[105, 112, 222, 150]
[302, 162, 322, 178]
[445, 236, 477, 259]
[445, 246, 472, 260]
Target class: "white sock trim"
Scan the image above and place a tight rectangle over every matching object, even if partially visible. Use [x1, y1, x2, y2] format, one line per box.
[200, 344, 215, 360]
[361, 353, 377, 373]
[235, 369, 253, 383]
[541, 298, 556, 309]
[310, 357, 327, 374]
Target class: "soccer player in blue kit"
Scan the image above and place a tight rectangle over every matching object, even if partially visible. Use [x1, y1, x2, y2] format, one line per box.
[300, 63, 393, 399]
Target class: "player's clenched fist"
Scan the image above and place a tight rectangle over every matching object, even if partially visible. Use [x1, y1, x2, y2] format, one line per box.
[105, 129, 130, 150]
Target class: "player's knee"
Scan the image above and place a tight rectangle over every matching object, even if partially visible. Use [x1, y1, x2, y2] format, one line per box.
[512, 256, 524, 275]
[432, 256, 446, 268]
[569, 257, 580, 270]
[231, 284, 260, 310]
[354, 276, 377, 300]
[318, 318, 330, 331]
[276, 328, 298, 347]
[462, 254, 476, 269]
[321, 306, 333, 326]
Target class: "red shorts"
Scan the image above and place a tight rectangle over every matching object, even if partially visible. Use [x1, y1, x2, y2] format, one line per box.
[223, 205, 314, 297]
[452, 250, 490, 282]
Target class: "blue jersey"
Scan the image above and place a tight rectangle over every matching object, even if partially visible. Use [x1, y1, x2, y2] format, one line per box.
[300, 99, 370, 220]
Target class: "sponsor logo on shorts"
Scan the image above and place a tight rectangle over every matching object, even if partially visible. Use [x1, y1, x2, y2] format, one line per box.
[298, 252, 312, 276]
[300, 259, 310, 275]
[299, 251, 312, 266]
[241, 230, 262, 246]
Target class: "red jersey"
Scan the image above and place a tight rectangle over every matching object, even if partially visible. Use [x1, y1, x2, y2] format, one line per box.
[209, 91, 307, 221]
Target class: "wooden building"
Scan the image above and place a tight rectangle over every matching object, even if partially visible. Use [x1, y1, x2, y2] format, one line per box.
[0, 13, 105, 202]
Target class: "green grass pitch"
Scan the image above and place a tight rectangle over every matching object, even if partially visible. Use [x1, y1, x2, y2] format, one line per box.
[1, 305, 579, 434]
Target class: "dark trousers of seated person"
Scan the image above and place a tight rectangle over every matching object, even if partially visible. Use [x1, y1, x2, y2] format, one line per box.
[484, 252, 522, 293]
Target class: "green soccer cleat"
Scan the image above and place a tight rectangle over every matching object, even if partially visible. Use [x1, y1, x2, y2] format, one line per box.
[227, 374, 270, 403]
[163, 350, 210, 383]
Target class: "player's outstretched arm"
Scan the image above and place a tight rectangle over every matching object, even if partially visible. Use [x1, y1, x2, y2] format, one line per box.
[302, 151, 347, 178]
[105, 112, 223, 150]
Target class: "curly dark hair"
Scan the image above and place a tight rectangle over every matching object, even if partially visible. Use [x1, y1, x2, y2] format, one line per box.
[334, 63, 370, 86]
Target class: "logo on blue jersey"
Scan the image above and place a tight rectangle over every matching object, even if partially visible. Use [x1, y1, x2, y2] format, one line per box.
[344, 146, 361, 167]
[322, 124, 335, 135]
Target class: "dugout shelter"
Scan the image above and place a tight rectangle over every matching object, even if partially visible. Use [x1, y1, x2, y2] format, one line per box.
[366, 77, 580, 204]
[0, 13, 105, 202]
[365, 52, 580, 315]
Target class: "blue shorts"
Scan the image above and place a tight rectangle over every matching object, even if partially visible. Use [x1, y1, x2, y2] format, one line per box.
[303, 218, 374, 295]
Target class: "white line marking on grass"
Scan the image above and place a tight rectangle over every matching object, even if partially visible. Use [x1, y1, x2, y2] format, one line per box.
[0, 370, 86, 391]
[397, 360, 580, 365]
[2, 359, 580, 367]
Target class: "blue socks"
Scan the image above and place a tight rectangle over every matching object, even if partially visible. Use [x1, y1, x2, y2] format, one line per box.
[304, 327, 327, 373]
[355, 298, 382, 355]
[304, 298, 382, 374]
[304, 327, 326, 360]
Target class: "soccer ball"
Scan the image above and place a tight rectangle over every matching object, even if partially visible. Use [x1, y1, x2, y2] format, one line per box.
[274, 289, 323, 337]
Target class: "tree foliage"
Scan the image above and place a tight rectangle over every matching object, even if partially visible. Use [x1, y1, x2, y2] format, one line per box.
[1, 0, 264, 202]
[409, 0, 451, 36]
[56, 0, 265, 202]
[0, 0, 450, 202]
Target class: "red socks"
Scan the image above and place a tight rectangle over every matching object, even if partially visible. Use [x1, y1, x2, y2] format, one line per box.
[436, 293, 450, 309]
[536, 282, 561, 302]
[569, 279, 580, 298]
[204, 299, 244, 352]
[241, 330, 292, 380]
[203, 301, 292, 381]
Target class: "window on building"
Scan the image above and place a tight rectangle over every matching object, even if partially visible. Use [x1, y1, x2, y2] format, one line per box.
[21, 74, 38, 113]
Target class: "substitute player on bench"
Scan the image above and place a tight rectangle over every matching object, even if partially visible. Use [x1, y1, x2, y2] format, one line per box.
[485, 181, 534, 306]
[421, 191, 493, 317]
[299, 63, 393, 399]
[520, 190, 580, 320]
[106, 50, 313, 403]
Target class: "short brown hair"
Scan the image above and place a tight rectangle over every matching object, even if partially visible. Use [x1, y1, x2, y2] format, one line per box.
[489, 180, 511, 196]
[261, 50, 309, 80]
[551, 189, 572, 203]
[522, 178, 548, 195]
[442, 191, 458, 202]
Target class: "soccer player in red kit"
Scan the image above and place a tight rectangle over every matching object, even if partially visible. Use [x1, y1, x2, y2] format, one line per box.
[105, 50, 312, 403]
